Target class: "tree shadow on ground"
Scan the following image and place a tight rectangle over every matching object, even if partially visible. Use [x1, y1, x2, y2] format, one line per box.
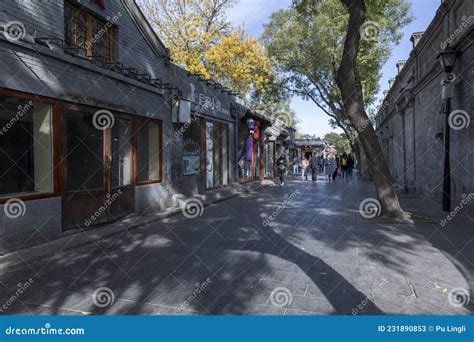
[0, 175, 471, 315]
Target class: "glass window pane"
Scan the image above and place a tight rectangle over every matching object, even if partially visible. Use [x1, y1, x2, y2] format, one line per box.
[221, 125, 228, 186]
[182, 117, 201, 176]
[0, 96, 53, 197]
[111, 119, 132, 188]
[66, 111, 104, 191]
[137, 121, 161, 182]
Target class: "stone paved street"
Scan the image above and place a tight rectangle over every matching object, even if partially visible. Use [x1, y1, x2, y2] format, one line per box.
[1, 174, 473, 315]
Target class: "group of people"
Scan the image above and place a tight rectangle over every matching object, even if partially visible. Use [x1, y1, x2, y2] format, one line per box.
[276, 152, 354, 186]
[290, 153, 354, 183]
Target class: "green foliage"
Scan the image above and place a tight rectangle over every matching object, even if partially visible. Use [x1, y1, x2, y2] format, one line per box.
[263, 0, 413, 114]
[138, 0, 273, 100]
[324, 132, 351, 154]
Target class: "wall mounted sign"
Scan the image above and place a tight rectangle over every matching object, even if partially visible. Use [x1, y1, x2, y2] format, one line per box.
[206, 122, 214, 189]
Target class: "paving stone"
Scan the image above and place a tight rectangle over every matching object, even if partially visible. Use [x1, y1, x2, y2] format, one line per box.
[1, 176, 473, 315]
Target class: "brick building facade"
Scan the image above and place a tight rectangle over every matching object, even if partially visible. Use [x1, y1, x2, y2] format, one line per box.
[375, 0, 473, 214]
[0, 0, 291, 254]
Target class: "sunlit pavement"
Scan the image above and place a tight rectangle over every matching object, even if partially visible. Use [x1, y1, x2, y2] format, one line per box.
[1, 173, 473, 315]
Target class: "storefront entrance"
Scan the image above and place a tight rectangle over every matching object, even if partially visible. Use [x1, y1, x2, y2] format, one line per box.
[264, 141, 275, 178]
[206, 121, 229, 189]
[62, 107, 134, 229]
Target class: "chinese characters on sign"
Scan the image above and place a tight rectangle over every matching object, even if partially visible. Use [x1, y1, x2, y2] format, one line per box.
[198, 94, 230, 116]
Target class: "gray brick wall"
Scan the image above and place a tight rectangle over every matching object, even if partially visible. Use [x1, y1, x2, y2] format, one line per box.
[0, 0, 243, 254]
[0, 197, 62, 255]
[375, 0, 473, 214]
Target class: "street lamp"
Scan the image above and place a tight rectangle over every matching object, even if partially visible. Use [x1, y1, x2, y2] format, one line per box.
[437, 46, 459, 212]
[438, 46, 458, 73]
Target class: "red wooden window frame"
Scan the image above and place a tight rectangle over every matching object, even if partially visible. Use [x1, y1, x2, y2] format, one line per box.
[132, 117, 164, 186]
[0, 88, 61, 204]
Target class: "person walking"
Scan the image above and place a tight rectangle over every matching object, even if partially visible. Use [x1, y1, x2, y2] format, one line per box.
[292, 156, 299, 175]
[340, 153, 349, 179]
[301, 157, 309, 181]
[348, 155, 354, 177]
[309, 153, 319, 182]
[319, 154, 325, 173]
[276, 155, 287, 186]
[325, 157, 336, 182]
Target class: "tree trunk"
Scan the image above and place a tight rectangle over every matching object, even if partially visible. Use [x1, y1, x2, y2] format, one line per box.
[336, 0, 408, 219]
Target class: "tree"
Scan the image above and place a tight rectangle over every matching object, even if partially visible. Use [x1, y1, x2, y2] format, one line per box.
[138, 0, 273, 99]
[263, 0, 412, 218]
[334, 0, 409, 219]
[205, 31, 273, 97]
[324, 132, 351, 155]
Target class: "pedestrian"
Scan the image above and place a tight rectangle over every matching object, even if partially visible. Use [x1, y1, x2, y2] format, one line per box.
[333, 165, 340, 180]
[301, 157, 309, 181]
[309, 153, 319, 182]
[325, 158, 336, 182]
[292, 155, 299, 175]
[276, 155, 287, 186]
[319, 154, 325, 173]
[348, 155, 354, 177]
[340, 153, 349, 179]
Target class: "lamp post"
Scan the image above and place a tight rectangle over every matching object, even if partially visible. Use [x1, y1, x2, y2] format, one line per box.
[437, 46, 458, 212]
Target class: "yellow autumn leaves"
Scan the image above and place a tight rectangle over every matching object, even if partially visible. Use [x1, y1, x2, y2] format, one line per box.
[138, 0, 273, 98]
[205, 33, 273, 96]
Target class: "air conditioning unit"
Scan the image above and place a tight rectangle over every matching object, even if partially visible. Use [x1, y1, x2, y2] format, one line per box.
[172, 99, 191, 123]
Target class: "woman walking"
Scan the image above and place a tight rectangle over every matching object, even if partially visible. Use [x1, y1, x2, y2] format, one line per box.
[301, 157, 309, 181]
[325, 158, 336, 182]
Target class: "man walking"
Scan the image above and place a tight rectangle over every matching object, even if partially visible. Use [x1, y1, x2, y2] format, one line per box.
[309, 153, 319, 182]
[340, 153, 349, 179]
[292, 155, 299, 175]
[276, 154, 287, 186]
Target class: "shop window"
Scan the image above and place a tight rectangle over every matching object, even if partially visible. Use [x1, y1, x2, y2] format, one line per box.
[66, 111, 104, 191]
[64, 1, 116, 67]
[136, 120, 162, 183]
[111, 119, 132, 188]
[182, 117, 202, 176]
[0, 96, 54, 198]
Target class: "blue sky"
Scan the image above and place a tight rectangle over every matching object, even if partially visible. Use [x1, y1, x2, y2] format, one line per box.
[227, 0, 440, 138]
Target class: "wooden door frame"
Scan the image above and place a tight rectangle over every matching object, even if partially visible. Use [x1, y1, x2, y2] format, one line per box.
[132, 116, 164, 186]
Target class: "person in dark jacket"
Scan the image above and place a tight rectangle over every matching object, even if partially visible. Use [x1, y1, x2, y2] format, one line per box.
[309, 153, 319, 182]
[276, 155, 287, 186]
